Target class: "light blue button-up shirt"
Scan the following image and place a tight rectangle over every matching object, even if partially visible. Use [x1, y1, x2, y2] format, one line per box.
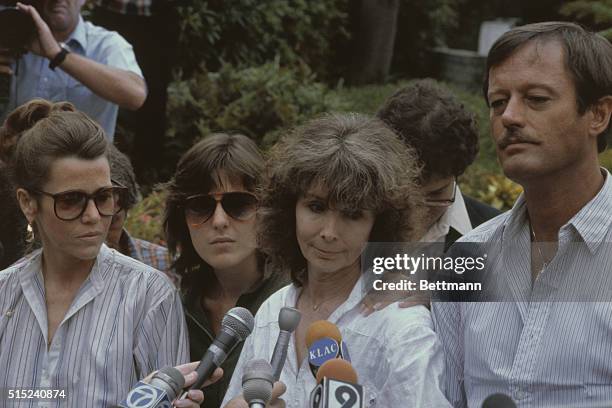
[2, 16, 142, 140]
[432, 170, 612, 407]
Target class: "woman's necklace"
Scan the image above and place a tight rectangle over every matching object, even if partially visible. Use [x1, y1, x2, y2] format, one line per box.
[312, 298, 330, 311]
[301, 290, 335, 311]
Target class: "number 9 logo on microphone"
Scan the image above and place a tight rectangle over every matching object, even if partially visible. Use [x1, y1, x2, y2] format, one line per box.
[330, 382, 362, 408]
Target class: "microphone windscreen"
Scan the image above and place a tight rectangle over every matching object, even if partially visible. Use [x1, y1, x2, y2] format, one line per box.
[223, 307, 255, 340]
[482, 393, 516, 408]
[278, 307, 301, 332]
[305, 320, 342, 348]
[315, 358, 358, 385]
[242, 359, 274, 405]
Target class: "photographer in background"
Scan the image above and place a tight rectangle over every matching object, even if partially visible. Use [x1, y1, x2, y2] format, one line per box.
[0, 0, 146, 140]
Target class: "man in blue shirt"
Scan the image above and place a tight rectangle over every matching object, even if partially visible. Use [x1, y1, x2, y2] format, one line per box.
[0, 0, 146, 139]
[432, 22, 612, 407]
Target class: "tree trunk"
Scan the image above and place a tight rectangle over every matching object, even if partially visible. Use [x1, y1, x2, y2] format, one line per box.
[349, 0, 400, 85]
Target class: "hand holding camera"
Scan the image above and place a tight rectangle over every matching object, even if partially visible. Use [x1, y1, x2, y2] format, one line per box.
[0, 0, 61, 74]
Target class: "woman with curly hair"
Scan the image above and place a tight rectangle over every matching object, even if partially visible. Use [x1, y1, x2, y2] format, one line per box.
[163, 133, 289, 408]
[222, 113, 450, 407]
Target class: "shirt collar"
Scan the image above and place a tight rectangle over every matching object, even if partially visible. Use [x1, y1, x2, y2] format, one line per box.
[565, 169, 612, 252]
[446, 187, 473, 235]
[18, 248, 43, 283]
[66, 15, 87, 52]
[18, 243, 109, 292]
[120, 228, 142, 262]
[502, 168, 612, 252]
[421, 187, 472, 242]
[286, 274, 367, 322]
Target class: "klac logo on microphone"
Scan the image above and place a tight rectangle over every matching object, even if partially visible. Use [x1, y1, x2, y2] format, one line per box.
[309, 337, 340, 367]
[125, 384, 164, 407]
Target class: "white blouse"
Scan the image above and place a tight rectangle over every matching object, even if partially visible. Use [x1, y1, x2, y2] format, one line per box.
[222, 275, 451, 407]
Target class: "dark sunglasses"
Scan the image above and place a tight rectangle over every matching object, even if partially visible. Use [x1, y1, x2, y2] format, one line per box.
[183, 191, 258, 226]
[30, 181, 128, 221]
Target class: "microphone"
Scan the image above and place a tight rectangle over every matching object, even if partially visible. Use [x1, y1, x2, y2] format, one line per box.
[118, 366, 184, 407]
[306, 321, 350, 378]
[270, 307, 301, 380]
[242, 359, 274, 408]
[178, 307, 254, 400]
[482, 393, 516, 408]
[310, 359, 364, 408]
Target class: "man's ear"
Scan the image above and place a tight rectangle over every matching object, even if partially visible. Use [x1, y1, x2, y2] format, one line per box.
[588, 95, 612, 138]
[16, 188, 38, 223]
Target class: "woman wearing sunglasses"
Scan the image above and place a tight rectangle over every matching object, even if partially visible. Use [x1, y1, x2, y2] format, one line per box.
[222, 114, 450, 407]
[0, 100, 193, 407]
[164, 133, 288, 408]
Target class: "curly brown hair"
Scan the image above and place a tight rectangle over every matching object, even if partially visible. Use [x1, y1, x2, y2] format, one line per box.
[258, 113, 426, 285]
[377, 79, 479, 180]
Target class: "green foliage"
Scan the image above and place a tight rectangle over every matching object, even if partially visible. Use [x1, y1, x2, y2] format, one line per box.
[165, 60, 345, 156]
[560, 0, 612, 25]
[560, 0, 612, 39]
[125, 189, 168, 245]
[600, 149, 612, 170]
[460, 170, 523, 211]
[176, 0, 349, 79]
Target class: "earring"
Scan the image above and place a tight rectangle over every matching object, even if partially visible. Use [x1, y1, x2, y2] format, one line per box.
[25, 223, 34, 244]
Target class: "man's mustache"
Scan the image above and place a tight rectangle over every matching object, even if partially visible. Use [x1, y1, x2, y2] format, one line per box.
[498, 131, 539, 149]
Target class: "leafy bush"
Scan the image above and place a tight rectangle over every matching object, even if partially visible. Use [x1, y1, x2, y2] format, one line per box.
[176, 0, 349, 79]
[600, 149, 612, 169]
[125, 189, 168, 245]
[460, 170, 523, 211]
[165, 60, 344, 158]
[560, 1, 612, 38]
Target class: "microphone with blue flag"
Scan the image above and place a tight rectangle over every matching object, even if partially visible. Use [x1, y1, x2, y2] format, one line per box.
[306, 320, 351, 378]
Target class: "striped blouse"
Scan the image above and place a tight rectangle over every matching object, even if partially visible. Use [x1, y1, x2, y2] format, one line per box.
[0, 244, 189, 407]
[432, 170, 612, 407]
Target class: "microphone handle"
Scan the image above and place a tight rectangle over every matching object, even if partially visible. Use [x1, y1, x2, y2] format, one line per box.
[192, 349, 219, 390]
[177, 329, 242, 401]
[176, 350, 218, 401]
[270, 330, 291, 381]
[249, 403, 265, 408]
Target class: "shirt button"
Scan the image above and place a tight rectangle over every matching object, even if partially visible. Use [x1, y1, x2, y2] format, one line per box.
[515, 389, 526, 400]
